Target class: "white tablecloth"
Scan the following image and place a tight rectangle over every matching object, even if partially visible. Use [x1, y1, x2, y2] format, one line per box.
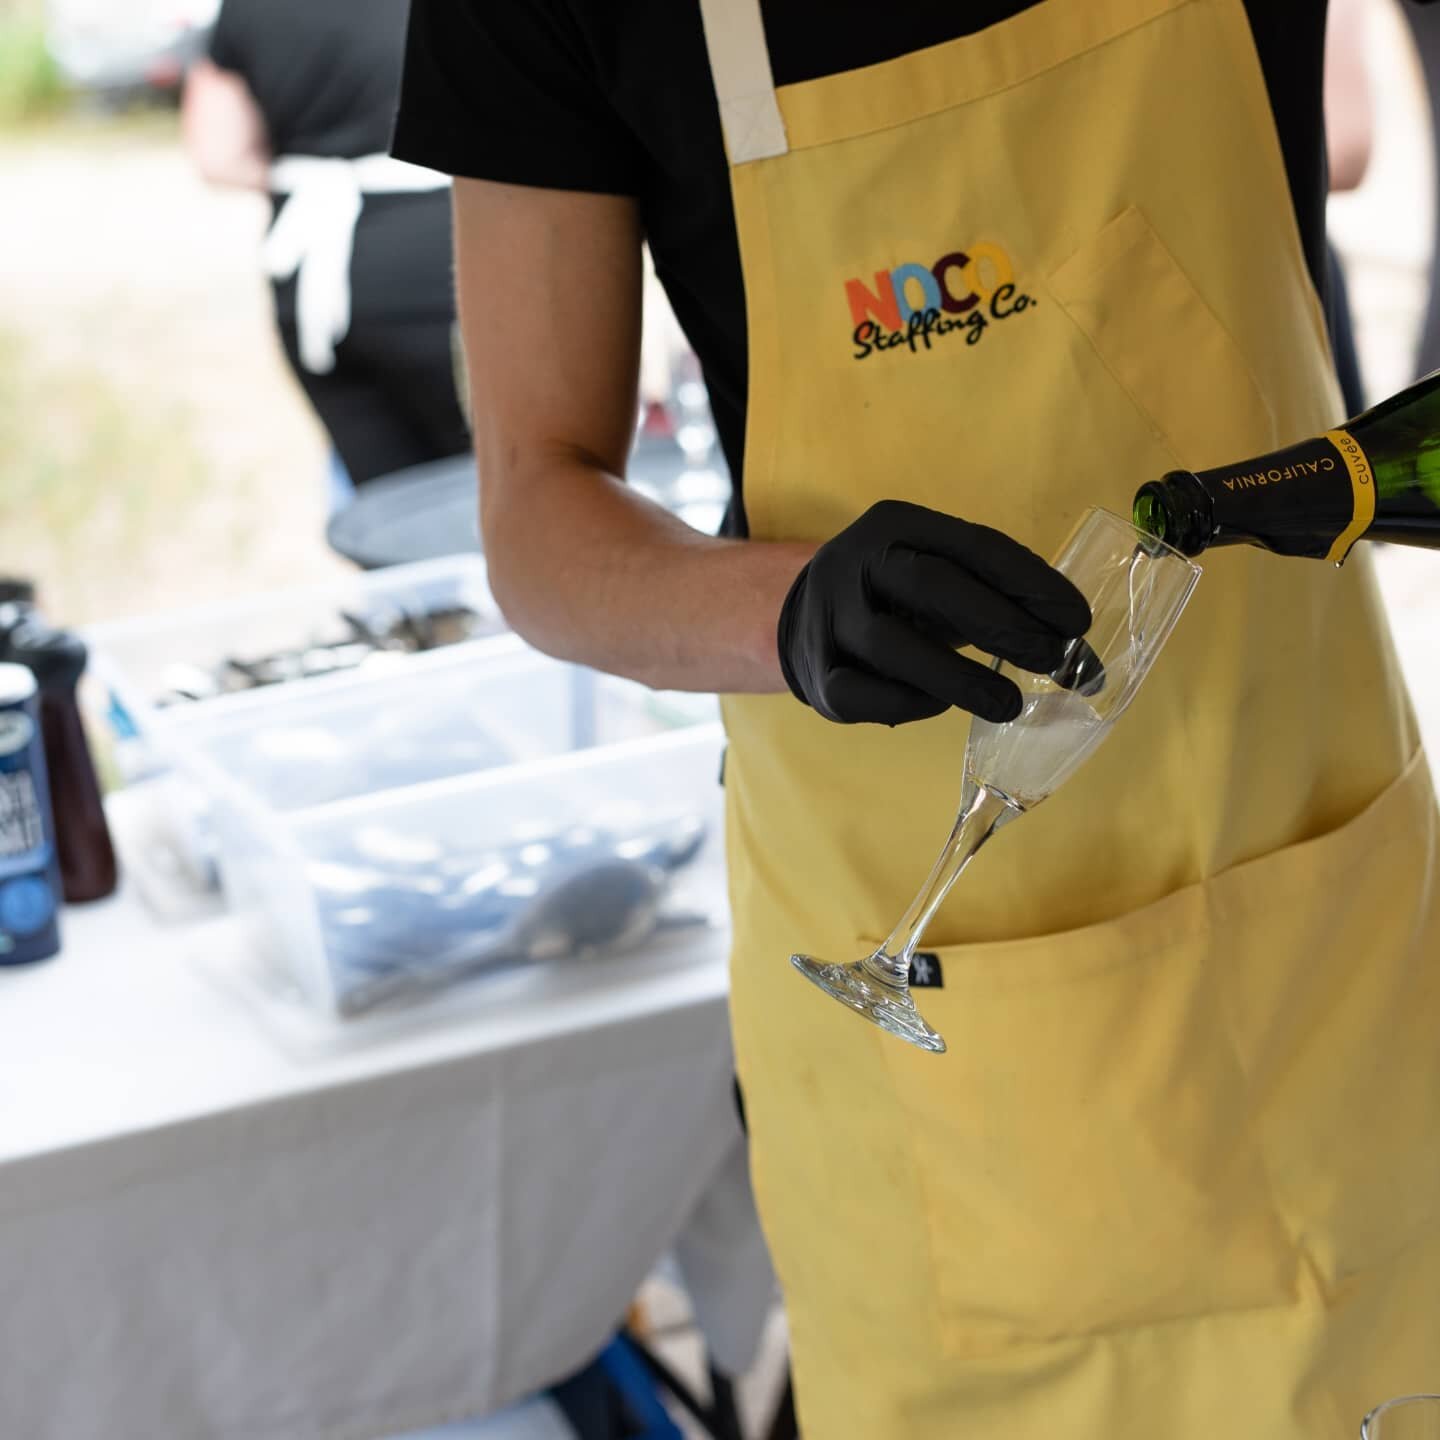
[0, 883, 773, 1440]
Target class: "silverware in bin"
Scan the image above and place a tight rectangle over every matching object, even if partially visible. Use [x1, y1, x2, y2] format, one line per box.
[157, 601, 502, 706]
[310, 815, 710, 1016]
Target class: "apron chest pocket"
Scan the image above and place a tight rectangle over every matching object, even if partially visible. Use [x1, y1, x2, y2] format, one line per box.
[1047, 204, 1278, 474]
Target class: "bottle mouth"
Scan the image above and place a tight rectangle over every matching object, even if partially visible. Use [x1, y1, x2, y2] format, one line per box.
[1129, 478, 1209, 560]
[1132, 491, 1167, 545]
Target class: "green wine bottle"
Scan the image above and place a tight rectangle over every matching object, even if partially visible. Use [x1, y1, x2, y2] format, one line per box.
[1133, 369, 1440, 562]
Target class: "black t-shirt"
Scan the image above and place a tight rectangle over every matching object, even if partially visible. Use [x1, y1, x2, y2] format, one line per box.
[211, 0, 453, 323]
[211, 0, 414, 158]
[393, 1, 1337, 534]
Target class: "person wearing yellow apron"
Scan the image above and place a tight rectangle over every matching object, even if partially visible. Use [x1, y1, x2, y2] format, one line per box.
[395, 0, 1440, 1433]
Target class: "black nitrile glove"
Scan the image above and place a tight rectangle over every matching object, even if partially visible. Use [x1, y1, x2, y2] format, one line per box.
[777, 500, 1093, 726]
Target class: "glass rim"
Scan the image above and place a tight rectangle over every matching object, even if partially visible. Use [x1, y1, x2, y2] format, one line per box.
[1071, 505, 1204, 574]
[1362, 1395, 1440, 1435]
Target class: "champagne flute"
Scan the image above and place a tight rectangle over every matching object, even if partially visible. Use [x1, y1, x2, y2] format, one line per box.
[1362, 1397, 1440, 1439]
[791, 506, 1202, 1053]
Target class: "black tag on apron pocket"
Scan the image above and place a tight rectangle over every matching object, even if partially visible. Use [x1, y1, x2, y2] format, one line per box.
[908, 951, 943, 988]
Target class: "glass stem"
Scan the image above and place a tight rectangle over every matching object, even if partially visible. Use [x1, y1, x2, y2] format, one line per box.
[863, 785, 1016, 987]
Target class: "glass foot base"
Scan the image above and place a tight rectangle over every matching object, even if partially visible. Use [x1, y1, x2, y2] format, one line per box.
[790, 954, 947, 1054]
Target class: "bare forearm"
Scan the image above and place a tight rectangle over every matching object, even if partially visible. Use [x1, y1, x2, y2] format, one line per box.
[481, 454, 814, 693]
[453, 178, 811, 692]
[1325, 0, 1373, 192]
[181, 60, 271, 190]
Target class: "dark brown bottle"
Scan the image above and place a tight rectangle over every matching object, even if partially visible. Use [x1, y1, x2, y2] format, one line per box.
[7, 620, 118, 903]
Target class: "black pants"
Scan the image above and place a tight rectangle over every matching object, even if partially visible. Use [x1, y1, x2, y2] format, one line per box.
[1401, 0, 1440, 380]
[1327, 240, 1367, 418]
[278, 310, 471, 487]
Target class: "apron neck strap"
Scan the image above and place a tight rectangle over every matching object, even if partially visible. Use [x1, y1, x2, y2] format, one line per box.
[697, 0, 789, 163]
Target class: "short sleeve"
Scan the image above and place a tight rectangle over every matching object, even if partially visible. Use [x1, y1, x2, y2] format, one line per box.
[206, 0, 246, 73]
[392, 0, 645, 196]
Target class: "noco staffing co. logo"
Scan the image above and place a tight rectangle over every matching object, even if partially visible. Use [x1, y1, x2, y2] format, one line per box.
[844, 242, 1036, 361]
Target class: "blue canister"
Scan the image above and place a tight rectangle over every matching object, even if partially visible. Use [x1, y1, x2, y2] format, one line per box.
[0, 662, 61, 964]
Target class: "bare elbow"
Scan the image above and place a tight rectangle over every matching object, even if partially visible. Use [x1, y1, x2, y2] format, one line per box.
[1328, 133, 1372, 194]
[186, 143, 232, 188]
[483, 547, 543, 652]
[480, 498, 579, 665]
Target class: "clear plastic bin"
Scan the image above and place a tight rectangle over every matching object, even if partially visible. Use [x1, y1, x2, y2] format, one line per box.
[162, 645, 718, 810]
[138, 643, 717, 906]
[199, 722, 728, 1021]
[84, 555, 509, 777]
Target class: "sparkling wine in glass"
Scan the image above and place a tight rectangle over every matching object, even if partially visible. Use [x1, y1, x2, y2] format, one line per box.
[791, 506, 1202, 1053]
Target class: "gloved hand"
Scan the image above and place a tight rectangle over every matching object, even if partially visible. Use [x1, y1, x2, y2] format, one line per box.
[778, 500, 1092, 726]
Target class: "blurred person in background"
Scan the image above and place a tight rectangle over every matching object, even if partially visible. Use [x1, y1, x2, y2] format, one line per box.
[1326, 0, 1376, 412]
[1401, 0, 1440, 376]
[181, 0, 469, 506]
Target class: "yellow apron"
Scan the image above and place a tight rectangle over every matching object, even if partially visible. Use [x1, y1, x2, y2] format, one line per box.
[702, 0, 1440, 1433]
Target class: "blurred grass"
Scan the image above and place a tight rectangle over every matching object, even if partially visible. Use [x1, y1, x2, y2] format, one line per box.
[0, 14, 67, 126]
[0, 323, 209, 557]
[0, 106, 344, 626]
